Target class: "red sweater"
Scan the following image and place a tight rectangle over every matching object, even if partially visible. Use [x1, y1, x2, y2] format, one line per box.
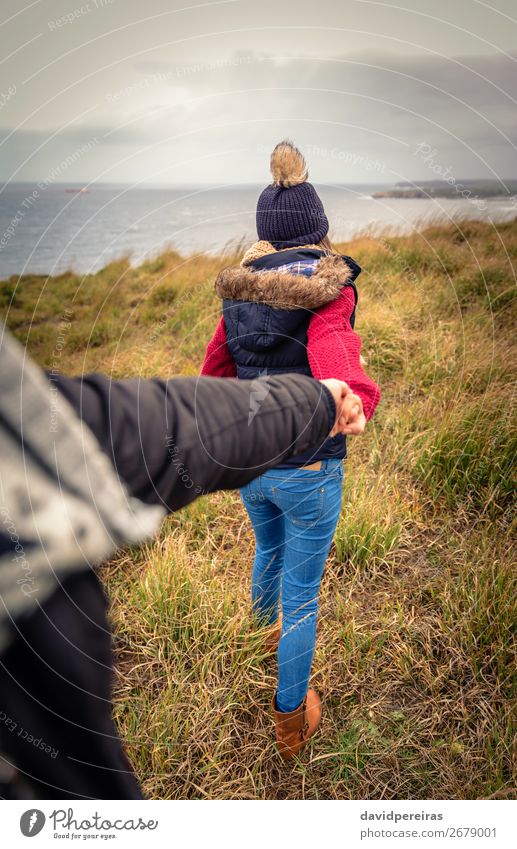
[201, 286, 381, 420]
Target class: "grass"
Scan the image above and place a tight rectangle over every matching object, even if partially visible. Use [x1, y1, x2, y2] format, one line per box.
[2, 218, 516, 799]
[413, 398, 516, 516]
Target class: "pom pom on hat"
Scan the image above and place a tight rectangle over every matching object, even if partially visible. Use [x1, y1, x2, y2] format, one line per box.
[270, 140, 308, 188]
[256, 140, 329, 248]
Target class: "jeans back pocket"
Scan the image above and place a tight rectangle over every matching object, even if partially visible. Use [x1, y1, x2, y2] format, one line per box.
[284, 483, 325, 528]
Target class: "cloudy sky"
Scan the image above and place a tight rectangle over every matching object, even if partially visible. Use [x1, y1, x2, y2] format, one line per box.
[1, 0, 516, 186]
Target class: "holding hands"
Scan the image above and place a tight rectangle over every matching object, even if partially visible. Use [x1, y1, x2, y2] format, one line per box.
[320, 379, 366, 437]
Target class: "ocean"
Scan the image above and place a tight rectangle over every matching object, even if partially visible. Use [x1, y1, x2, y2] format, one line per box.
[1, 181, 515, 279]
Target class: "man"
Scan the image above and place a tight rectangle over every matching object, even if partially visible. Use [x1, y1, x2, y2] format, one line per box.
[0, 328, 362, 798]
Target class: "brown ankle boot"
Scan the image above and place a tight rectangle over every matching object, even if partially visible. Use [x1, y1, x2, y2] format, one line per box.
[272, 689, 322, 760]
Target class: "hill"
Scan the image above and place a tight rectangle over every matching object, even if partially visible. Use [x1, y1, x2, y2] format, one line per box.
[2, 219, 516, 799]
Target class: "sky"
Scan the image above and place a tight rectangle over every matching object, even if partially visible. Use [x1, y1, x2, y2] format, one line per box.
[1, 0, 516, 187]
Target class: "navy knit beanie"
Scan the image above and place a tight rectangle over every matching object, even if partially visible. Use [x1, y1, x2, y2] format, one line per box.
[256, 140, 329, 249]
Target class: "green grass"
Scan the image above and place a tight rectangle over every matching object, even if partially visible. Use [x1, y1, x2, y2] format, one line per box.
[333, 471, 407, 571]
[413, 399, 516, 516]
[3, 218, 516, 799]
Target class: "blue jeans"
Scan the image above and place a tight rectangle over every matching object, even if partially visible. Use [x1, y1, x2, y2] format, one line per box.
[240, 459, 343, 713]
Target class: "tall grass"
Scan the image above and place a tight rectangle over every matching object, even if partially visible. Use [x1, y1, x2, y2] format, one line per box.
[413, 399, 516, 517]
[3, 219, 516, 799]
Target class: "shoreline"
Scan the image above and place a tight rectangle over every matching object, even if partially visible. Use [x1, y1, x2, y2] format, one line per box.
[2, 213, 517, 283]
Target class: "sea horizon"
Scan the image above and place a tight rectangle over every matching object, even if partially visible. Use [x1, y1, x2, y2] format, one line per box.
[1, 180, 516, 279]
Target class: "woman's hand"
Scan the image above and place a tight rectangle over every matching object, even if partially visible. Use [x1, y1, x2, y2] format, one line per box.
[339, 391, 366, 435]
[320, 379, 366, 437]
[340, 408, 366, 435]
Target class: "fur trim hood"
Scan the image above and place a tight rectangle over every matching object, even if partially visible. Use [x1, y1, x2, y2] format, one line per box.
[239, 240, 325, 267]
[215, 242, 352, 311]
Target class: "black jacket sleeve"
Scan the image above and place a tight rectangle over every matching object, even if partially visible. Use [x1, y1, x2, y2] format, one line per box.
[53, 373, 335, 512]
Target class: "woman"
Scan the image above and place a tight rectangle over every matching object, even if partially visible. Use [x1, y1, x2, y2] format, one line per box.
[201, 140, 381, 759]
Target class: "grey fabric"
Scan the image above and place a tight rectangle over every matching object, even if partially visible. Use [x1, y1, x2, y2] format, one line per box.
[0, 328, 165, 654]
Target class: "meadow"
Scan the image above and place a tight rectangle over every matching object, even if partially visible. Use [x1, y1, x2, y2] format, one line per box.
[2, 219, 516, 799]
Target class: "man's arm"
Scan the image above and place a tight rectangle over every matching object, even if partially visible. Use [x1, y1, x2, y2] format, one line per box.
[54, 373, 336, 512]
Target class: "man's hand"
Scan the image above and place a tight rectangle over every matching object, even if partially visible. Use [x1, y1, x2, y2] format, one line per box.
[320, 379, 366, 437]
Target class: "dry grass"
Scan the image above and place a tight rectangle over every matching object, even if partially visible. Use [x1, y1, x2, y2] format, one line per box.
[2, 219, 516, 799]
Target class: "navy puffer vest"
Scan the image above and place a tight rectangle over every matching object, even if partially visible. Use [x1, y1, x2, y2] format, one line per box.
[215, 247, 360, 467]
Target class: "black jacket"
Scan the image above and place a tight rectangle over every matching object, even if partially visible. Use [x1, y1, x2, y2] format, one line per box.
[53, 372, 336, 512]
[1, 340, 334, 654]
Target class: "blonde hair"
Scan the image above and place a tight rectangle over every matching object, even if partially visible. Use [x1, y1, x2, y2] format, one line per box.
[315, 235, 334, 254]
